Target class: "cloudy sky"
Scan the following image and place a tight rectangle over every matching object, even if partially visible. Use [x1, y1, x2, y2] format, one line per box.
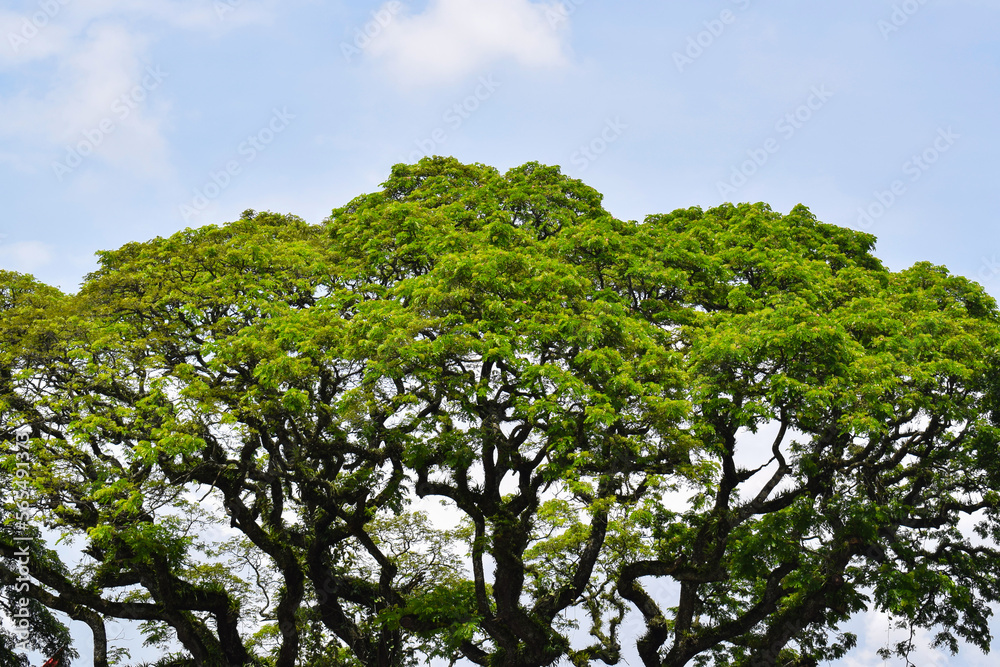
[2, 0, 999, 664]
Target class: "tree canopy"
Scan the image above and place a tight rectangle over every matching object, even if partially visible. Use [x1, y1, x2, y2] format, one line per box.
[3, 157, 1000, 667]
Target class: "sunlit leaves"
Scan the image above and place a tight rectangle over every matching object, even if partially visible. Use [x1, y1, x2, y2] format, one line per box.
[4, 159, 1000, 667]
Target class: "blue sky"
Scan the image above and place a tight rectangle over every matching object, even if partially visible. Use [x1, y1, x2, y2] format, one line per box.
[2, 0, 999, 664]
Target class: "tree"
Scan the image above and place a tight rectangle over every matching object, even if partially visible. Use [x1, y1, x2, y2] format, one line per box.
[2, 156, 1000, 667]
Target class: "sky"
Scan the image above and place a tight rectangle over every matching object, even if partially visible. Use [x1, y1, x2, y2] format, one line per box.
[2, 0, 999, 664]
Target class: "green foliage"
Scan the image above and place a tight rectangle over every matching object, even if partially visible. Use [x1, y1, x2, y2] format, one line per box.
[2, 158, 1000, 667]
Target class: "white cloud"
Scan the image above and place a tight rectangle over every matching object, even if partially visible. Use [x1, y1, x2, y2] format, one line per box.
[0, 11, 75, 67]
[0, 23, 173, 178]
[0, 241, 54, 272]
[0, 0, 274, 178]
[367, 0, 571, 87]
[0, 0, 266, 69]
